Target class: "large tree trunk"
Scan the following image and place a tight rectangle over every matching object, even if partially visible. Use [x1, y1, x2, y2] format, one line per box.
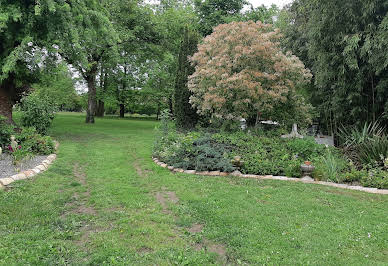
[119, 104, 125, 118]
[85, 69, 98, 124]
[0, 85, 14, 124]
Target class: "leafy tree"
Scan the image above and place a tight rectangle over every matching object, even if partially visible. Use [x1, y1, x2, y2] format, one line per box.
[194, 0, 248, 36]
[45, 0, 119, 123]
[0, 0, 55, 124]
[32, 63, 80, 111]
[280, 0, 388, 133]
[188, 21, 312, 126]
[174, 27, 200, 129]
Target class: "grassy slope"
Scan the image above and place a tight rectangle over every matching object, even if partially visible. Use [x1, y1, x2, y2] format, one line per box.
[0, 113, 387, 265]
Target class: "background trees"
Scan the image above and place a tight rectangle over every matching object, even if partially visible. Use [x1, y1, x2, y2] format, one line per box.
[188, 21, 312, 127]
[280, 0, 388, 133]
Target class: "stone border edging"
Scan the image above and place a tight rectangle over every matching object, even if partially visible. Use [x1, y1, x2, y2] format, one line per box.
[152, 157, 388, 195]
[0, 141, 60, 190]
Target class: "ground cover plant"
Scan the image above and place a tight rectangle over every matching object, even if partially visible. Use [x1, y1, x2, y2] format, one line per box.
[1, 113, 387, 265]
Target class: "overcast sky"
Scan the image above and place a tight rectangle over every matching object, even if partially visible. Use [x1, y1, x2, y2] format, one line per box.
[248, 0, 293, 8]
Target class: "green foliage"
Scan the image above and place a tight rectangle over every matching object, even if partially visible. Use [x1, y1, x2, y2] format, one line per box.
[281, 0, 388, 131]
[32, 63, 81, 112]
[339, 121, 387, 167]
[313, 150, 349, 182]
[20, 93, 57, 135]
[338, 121, 386, 148]
[194, 0, 248, 36]
[358, 137, 388, 167]
[16, 127, 55, 155]
[165, 135, 236, 172]
[10, 146, 32, 165]
[174, 26, 200, 129]
[0, 115, 14, 148]
[360, 169, 388, 189]
[338, 169, 366, 183]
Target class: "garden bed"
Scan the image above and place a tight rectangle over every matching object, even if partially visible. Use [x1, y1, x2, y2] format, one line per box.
[153, 124, 388, 191]
[0, 154, 48, 179]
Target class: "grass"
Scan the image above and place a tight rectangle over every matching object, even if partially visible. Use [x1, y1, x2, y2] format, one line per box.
[1, 112, 387, 265]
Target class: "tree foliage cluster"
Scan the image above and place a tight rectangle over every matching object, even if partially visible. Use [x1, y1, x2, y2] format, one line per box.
[0, 0, 283, 125]
[280, 0, 388, 133]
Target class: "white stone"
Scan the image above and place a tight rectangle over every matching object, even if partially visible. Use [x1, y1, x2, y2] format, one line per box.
[208, 171, 221, 176]
[231, 170, 242, 177]
[184, 170, 196, 174]
[47, 154, 56, 161]
[0, 178, 14, 186]
[11, 173, 27, 181]
[160, 163, 168, 168]
[36, 165, 46, 171]
[300, 176, 314, 182]
[32, 168, 41, 174]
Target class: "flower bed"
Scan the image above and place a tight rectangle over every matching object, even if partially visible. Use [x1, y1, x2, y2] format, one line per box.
[153, 127, 388, 191]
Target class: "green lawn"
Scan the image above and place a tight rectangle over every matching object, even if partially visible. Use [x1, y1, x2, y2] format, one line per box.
[1, 113, 387, 265]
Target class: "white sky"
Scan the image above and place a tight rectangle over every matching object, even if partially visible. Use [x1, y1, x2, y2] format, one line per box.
[248, 0, 293, 8]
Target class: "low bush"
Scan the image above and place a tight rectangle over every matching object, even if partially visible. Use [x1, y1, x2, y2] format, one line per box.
[360, 168, 388, 189]
[20, 93, 57, 135]
[16, 127, 55, 155]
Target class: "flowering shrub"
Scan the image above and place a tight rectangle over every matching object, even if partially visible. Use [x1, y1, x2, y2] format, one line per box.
[188, 21, 313, 125]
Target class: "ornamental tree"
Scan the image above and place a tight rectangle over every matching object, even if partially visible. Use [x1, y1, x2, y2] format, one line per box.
[188, 21, 312, 125]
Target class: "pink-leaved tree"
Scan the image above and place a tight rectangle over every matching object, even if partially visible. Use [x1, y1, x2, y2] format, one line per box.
[188, 21, 313, 126]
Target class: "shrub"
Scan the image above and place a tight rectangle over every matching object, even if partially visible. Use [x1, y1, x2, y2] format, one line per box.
[0, 115, 14, 149]
[20, 93, 57, 135]
[338, 169, 366, 183]
[162, 134, 235, 172]
[360, 169, 388, 189]
[15, 127, 55, 155]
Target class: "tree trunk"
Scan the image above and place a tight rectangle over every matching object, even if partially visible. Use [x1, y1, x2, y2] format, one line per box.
[85, 69, 98, 124]
[0, 85, 14, 124]
[96, 100, 105, 117]
[119, 104, 125, 118]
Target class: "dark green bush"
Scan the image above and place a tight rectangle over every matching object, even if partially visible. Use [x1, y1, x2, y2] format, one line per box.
[163, 135, 235, 172]
[20, 93, 57, 135]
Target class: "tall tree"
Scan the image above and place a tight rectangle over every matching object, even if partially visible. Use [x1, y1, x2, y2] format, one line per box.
[280, 0, 388, 133]
[174, 26, 200, 128]
[0, 0, 54, 123]
[188, 21, 312, 126]
[46, 0, 118, 123]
